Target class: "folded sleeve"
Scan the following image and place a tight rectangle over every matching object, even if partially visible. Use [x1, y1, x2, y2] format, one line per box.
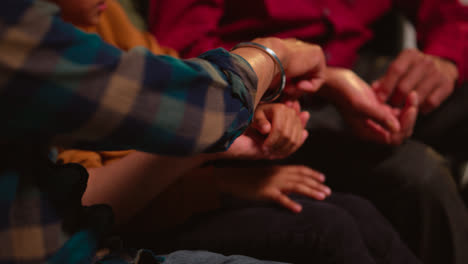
[0, 0, 258, 156]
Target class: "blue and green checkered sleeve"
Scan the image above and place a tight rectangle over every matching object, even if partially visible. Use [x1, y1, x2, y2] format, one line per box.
[0, 0, 258, 156]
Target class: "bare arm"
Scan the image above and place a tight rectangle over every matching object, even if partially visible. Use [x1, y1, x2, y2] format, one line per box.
[83, 152, 211, 224]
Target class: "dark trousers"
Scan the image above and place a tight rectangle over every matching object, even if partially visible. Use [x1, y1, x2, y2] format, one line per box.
[136, 194, 420, 264]
[285, 81, 468, 264]
[127, 85, 468, 264]
[414, 82, 468, 163]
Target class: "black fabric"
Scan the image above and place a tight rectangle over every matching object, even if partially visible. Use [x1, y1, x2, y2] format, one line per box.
[151, 82, 468, 264]
[127, 194, 420, 264]
[285, 81, 468, 264]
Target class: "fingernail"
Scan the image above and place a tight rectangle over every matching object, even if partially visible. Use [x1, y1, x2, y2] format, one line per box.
[324, 187, 332, 195]
[294, 204, 302, 212]
[390, 119, 400, 132]
[319, 173, 326, 181]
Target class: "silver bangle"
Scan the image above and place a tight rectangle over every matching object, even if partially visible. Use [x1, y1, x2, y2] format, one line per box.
[231, 42, 286, 103]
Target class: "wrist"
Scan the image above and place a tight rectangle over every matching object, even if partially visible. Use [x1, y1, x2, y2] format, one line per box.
[232, 38, 286, 103]
[318, 67, 343, 99]
[251, 37, 288, 75]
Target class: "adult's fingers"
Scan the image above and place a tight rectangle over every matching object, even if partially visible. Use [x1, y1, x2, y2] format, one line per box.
[413, 73, 440, 106]
[360, 103, 400, 133]
[389, 56, 429, 107]
[361, 119, 392, 144]
[297, 78, 323, 93]
[376, 49, 419, 102]
[390, 92, 418, 145]
[421, 83, 454, 114]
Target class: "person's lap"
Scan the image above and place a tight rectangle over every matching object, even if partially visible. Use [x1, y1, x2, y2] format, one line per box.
[127, 193, 418, 264]
[414, 82, 468, 164]
[287, 83, 468, 263]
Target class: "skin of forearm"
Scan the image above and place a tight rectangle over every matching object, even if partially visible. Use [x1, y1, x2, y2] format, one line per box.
[231, 38, 286, 106]
[209, 167, 246, 196]
[83, 151, 210, 225]
[82, 38, 290, 224]
[317, 67, 342, 98]
[317, 67, 354, 106]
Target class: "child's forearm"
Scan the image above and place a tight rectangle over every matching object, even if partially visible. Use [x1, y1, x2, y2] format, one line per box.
[83, 151, 210, 225]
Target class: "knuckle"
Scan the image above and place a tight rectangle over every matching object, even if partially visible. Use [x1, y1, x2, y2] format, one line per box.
[279, 129, 288, 138]
[310, 44, 323, 55]
[427, 62, 437, 74]
[276, 104, 287, 112]
[271, 192, 283, 201]
[447, 85, 454, 94]
[398, 82, 411, 93]
[405, 48, 419, 55]
[390, 63, 404, 75]
[299, 166, 310, 174]
[425, 97, 439, 108]
[291, 183, 301, 190]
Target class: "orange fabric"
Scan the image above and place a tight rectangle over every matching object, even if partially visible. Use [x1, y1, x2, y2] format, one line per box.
[57, 149, 135, 168]
[58, 0, 178, 167]
[81, 0, 178, 56]
[58, 1, 217, 229]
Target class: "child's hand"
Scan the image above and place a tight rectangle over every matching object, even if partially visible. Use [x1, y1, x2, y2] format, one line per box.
[215, 165, 331, 213]
[253, 103, 309, 158]
[220, 102, 309, 160]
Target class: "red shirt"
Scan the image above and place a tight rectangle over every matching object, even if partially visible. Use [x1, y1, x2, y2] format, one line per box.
[149, 0, 468, 82]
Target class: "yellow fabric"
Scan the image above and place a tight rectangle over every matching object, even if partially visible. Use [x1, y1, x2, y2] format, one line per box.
[81, 0, 178, 56]
[58, 0, 178, 167]
[57, 1, 217, 228]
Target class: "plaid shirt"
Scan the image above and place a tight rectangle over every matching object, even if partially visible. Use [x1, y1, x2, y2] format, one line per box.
[0, 0, 258, 263]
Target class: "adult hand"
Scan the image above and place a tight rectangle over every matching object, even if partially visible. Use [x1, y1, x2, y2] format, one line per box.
[387, 91, 418, 145]
[373, 49, 458, 114]
[231, 37, 326, 106]
[253, 38, 327, 99]
[361, 91, 419, 145]
[215, 165, 331, 213]
[323, 67, 401, 144]
[222, 102, 309, 160]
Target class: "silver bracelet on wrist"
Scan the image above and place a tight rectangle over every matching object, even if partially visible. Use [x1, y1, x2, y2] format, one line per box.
[231, 42, 286, 103]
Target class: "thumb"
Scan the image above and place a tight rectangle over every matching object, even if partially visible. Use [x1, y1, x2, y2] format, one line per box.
[297, 79, 321, 93]
[252, 110, 272, 135]
[372, 79, 388, 103]
[299, 111, 310, 128]
[362, 104, 400, 133]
